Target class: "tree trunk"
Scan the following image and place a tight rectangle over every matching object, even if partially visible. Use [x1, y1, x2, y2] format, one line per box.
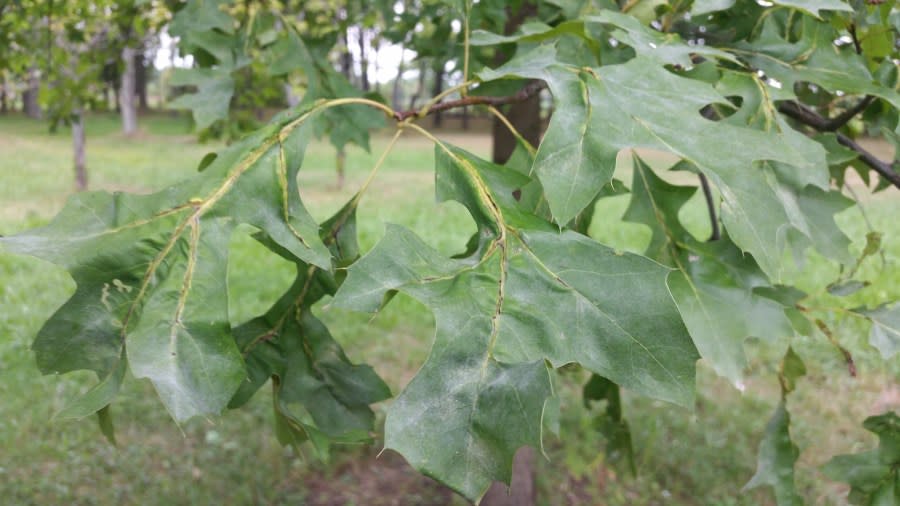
[358, 28, 370, 92]
[391, 44, 406, 110]
[491, 86, 541, 164]
[340, 28, 353, 85]
[491, 1, 541, 165]
[407, 60, 427, 110]
[72, 110, 88, 191]
[23, 67, 41, 119]
[482, 4, 542, 506]
[431, 64, 445, 128]
[120, 46, 138, 136]
[136, 49, 149, 111]
[0, 86, 7, 114]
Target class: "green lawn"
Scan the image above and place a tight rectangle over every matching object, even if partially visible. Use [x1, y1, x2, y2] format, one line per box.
[0, 112, 897, 505]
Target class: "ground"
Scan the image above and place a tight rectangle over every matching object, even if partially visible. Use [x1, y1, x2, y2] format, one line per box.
[0, 112, 897, 505]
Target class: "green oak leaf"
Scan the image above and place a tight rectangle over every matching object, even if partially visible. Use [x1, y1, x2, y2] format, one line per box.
[744, 401, 803, 506]
[779, 346, 807, 396]
[585, 11, 738, 67]
[332, 143, 697, 502]
[265, 29, 385, 152]
[738, 17, 900, 110]
[0, 104, 333, 423]
[625, 155, 794, 384]
[471, 11, 737, 68]
[480, 45, 829, 279]
[853, 304, 900, 359]
[169, 68, 235, 131]
[470, 20, 588, 46]
[692, 0, 737, 15]
[770, 0, 852, 18]
[583, 374, 636, 475]
[823, 412, 900, 505]
[229, 204, 390, 455]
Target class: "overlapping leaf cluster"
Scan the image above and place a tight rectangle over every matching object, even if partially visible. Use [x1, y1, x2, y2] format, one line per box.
[3, 0, 900, 504]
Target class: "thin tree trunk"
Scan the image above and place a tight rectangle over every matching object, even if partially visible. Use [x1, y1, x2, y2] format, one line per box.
[372, 37, 381, 95]
[491, 87, 541, 164]
[358, 27, 370, 92]
[431, 63, 445, 128]
[136, 49, 149, 111]
[23, 67, 41, 119]
[72, 110, 88, 191]
[391, 44, 406, 110]
[407, 60, 427, 110]
[0, 86, 7, 114]
[120, 46, 138, 136]
[339, 28, 353, 85]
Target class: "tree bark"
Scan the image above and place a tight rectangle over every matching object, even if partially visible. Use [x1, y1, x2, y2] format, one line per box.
[408, 60, 427, 110]
[136, 49, 149, 111]
[392, 44, 406, 110]
[491, 2, 541, 165]
[0, 86, 7, 114]
[23, 67, 41, 119]
[72, 110, 88, 191]
[491, 86, 541, 164]
[431, 63, 445, 128]
[358, 27, 370, 92]
[339, 28, 353, 85]
[120, 46, 138, 136]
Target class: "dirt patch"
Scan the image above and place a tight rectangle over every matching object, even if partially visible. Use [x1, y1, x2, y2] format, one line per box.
[298, 450, 455, 506]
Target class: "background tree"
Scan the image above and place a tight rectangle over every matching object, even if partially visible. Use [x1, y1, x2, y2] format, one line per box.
[2, 0, 900, 505]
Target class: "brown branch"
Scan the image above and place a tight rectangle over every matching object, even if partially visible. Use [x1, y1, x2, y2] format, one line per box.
[393, 80, 547, 121]
[697, 105, 723, 241]
[778, 100, 900, 189]
[847, 24, 863, 55]
[823, 95, 874, 131]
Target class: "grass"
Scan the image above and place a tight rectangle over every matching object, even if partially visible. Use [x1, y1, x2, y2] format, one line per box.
[0, 111, 897, 505]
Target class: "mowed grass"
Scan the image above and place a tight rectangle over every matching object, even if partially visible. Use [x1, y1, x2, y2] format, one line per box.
[0, 112, 897, 505]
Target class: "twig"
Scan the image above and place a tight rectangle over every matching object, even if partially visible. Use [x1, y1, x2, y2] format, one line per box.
[778, 101, 900, 189]
[393, 80, 547, 121]
[698, 173, 720, 241]
[824, 95, 874, 131]
[697, 106, 723, 241]
[814, 319, 858, 377]
[848, 24, 863, 55]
